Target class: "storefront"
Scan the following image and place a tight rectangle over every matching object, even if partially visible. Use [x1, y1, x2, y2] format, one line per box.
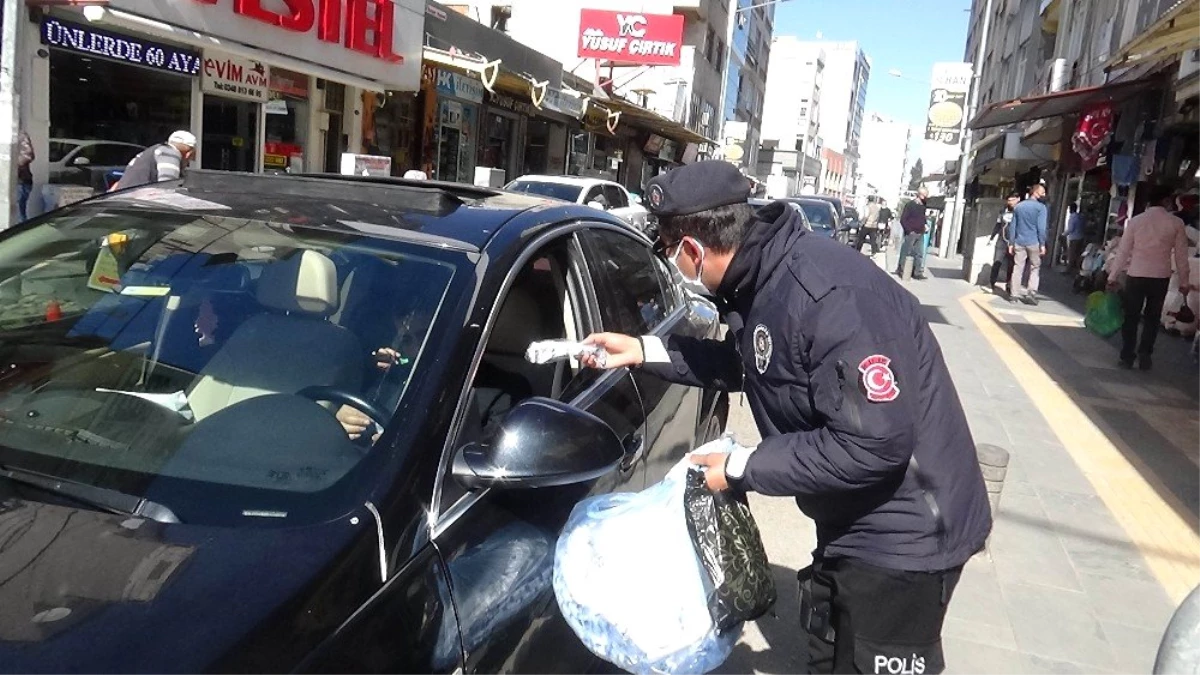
[427, 66, 484, 183]
[19, 0, 426, 212]
[39, 15, 198, 196]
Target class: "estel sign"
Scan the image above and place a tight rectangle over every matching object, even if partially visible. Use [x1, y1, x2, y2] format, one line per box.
[104, 0, 425, 90]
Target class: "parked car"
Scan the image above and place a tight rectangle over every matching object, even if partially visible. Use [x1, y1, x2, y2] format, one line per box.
[749, 197, 815, 232]
[0, 170, 727, 673]
[504, 175, 650, 232]
[48, 138, 145, 191]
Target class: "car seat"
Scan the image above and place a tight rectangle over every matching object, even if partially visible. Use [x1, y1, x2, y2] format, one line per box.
[187, 250, 363, 421]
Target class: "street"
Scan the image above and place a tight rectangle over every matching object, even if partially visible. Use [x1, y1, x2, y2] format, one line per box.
[720, 253, 1197, 674]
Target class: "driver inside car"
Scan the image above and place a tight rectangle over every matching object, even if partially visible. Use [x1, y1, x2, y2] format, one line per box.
[334, 306, 433, 444]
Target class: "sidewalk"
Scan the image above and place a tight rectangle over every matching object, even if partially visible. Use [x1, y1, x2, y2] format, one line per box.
[719, 252, 1195, 675]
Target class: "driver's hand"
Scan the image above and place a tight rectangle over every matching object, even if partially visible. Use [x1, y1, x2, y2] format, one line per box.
[336, 404, 380, 443]
[373, 347, 402, 371]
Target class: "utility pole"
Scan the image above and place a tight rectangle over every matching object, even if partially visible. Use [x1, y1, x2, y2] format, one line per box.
[0, 0, 24, 228]
[948, 0, 995, 267]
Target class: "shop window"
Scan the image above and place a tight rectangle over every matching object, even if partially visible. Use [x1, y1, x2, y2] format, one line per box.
[48, 50, 191, 190]
[480, 112, 515, 180]
[568, 131, 590, 177]
[523, 120, 551, 175]
[264, 68, 310, 173]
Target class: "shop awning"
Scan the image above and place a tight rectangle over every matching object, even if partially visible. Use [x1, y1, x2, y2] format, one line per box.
[422, 47, 552, 109]
[1104, 0, 1199, 71]
[596, 96, 716, 147]
[968, 78, 1156, 129]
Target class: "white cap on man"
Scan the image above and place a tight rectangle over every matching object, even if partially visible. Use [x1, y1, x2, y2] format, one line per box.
[168, 130, 197, 148]
[403, 170, 428, 180]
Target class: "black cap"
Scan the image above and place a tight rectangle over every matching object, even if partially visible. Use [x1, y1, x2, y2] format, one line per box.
[645, 160, 752, 217]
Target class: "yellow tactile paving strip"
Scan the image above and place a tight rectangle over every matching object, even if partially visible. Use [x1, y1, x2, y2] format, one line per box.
[962, 292, 1200, 604]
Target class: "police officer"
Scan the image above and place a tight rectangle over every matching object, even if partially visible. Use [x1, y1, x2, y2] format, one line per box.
[582, 160, 992, 674]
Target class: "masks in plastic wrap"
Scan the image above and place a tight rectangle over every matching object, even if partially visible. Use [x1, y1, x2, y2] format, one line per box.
[553, 460, 739, 674]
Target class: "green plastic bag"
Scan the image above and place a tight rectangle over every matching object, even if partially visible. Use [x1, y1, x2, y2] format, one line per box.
[1085, 291, 1123, 337]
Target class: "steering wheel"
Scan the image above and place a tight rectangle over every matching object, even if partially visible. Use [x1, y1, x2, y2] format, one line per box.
[296, 386, 389, 440]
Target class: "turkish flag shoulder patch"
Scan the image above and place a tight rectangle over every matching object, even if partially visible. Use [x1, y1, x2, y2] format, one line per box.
[858, 354, 900, 403]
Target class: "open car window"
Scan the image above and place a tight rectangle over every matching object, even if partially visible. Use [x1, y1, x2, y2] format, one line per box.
[0, 207, 464, 526]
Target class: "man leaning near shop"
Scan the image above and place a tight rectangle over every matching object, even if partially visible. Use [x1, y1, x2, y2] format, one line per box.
[896, 187, 929, 279]
[1007, 183, 1048, 304]
[1065, 203, 1087, 273]
[111, 130, 196, 191]
[855, 195, 883, 255]
[579, 160, 992, 675]
[1108, 185, 1192, 370]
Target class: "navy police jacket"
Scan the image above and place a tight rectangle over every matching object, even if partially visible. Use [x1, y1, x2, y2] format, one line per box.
[644, 202, 992, 572]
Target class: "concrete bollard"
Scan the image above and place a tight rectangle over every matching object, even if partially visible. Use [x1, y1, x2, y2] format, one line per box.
[976, 443, 1010, 519]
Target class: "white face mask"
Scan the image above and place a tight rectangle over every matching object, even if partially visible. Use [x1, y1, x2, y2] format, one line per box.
[670, 238, 709, 295]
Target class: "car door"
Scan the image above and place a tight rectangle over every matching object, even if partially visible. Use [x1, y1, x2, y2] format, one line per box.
[579, 227, 711, 486]
[431, 229, 647, 673]
[602, 184, 641, 227]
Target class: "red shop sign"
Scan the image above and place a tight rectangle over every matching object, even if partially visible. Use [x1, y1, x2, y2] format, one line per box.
[192, 0, 402, 63]
[577, 9, 684, 67]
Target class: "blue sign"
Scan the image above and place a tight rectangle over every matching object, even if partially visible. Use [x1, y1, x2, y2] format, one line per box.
[41, 16, 201, 76]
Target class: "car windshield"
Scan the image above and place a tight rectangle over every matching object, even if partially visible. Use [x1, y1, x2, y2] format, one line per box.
[798, 202, 834, 227]
[48, 142, 79, 163]
[506, 180, 584, 203]
[0, 206, 463, 526]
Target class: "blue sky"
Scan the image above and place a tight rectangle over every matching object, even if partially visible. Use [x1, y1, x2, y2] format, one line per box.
[772, 0, 974, 158]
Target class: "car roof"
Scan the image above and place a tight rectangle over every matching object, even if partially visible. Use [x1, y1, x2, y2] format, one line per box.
[509, 175, 615, 188]
[87, 171, 592, 252]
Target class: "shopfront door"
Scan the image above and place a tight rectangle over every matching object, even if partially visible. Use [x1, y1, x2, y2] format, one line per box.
[202, 95, 258, 172]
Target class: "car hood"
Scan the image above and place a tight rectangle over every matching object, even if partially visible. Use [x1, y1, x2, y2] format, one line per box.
[0, 497, 364, 672]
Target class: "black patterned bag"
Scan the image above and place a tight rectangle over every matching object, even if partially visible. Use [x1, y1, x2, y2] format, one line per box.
[683, 466, 777, 632]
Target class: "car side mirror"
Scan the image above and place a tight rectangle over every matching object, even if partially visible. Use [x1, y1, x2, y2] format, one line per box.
[72, 156, 91, 167]
[587, 200, 608, 211]
[452, 397, 624, 490]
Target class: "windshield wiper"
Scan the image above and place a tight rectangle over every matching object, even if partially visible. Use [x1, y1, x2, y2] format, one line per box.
[0, 464, 181, 523]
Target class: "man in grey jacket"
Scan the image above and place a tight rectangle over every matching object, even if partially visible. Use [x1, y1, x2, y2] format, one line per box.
[112, 130, 196, 191]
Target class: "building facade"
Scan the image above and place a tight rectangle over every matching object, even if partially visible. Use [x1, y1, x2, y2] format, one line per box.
[859, 111, 912, 205]
[15, 0, 428, 216]
[720, 0, 774, 171]
[808, 41, 870, 199]
[958, 0, 1199, 281]
[757, 37, 824, 196]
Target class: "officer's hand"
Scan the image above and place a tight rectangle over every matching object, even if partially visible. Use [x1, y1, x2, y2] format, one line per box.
[1008, 245, 1015, 255]
[582, 333, 642, 369]
[1040, 245, 1047, 257]
[690, 452, 730, 492]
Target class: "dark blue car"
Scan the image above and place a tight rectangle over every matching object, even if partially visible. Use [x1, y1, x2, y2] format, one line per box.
[0, 171, 727, 673]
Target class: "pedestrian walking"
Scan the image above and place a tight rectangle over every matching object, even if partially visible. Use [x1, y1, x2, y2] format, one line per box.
[580, 160, 992, 675]
[1065, 203, 1087, 273]
[111, 130, 196, 191]
[987, 192, 1020, 294]
[854, 195, 883, 255]
[1108, 185, 1192, 370]
[16, 130, 34, 222]
[896, 187, 930, 279]
[1007, 183, 1049, 304]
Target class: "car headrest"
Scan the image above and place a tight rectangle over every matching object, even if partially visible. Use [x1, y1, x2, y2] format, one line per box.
[488, 287, 542, 355]
[257, 250, 339, 316]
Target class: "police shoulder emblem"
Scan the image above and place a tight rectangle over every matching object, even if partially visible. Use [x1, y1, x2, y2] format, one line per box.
[858, 354, 899, 402]
[648, 184, 664, 209]
[753, 324, 773, 374]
